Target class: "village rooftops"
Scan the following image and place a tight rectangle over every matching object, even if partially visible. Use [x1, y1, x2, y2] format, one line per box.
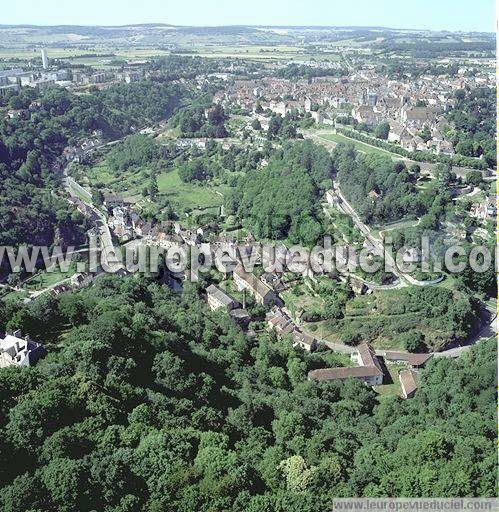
[229, 308, 251, 324]
[267, 309, 318, 352]
[292, 331, 318, 351]
[103, 193, 124, 206]
[267, 314, 295, 334]
[357, 342, 384, 372]
[309, 342, 383, 384]
[0, 331, 46, 368]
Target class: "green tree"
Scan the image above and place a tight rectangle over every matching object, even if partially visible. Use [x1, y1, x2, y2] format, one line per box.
[374, 121, 390, 140]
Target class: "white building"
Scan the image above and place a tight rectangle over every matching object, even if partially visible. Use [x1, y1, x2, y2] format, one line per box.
[41, 49, 49, 70]
[0, 330, 46, 368]
[206, 284, 239, 311]
[309, 342, 383, 386]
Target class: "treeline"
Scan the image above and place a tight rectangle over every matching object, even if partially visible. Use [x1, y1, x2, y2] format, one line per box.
[335, 127, 488, 169]
[148, 55, 228, 80]
[376, 61, 462, 79]
[0, 275, 495, 511]
[149, 55, 263, 79]
[377, 39, 494, 57]
[226, 140, 333, 245]
[276, 64, 344, 80]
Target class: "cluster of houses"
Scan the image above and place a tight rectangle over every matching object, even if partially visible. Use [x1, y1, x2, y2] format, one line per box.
[205, 283, 250, 326]
[50, 270, 96, 297]
[62, 130, 104, 164]
[0, 66, 139, 98]
[204, 261, 287, 327]
[308, 342, 384, 386]
[0, 60, 147, 101]
[0, 68, 58, 96]
[213, 68, 493, 156]
[308, 342, 432, 399]
[267, 307, 318, 352]
[469, 197, 497, 220]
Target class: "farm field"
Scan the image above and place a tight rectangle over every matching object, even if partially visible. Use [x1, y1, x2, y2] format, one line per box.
[0, 46, 172, 67]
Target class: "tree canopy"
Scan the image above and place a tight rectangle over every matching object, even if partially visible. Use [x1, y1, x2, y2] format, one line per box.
[0, 275, 495, 510]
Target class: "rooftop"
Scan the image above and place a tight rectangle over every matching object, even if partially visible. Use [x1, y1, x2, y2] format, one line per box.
[233, 264, 273, 299]
[206, 284, 238, 306]
[309, 365, 383, 381]
[399, 369, 418, 398]
[383, 351, 432, 366]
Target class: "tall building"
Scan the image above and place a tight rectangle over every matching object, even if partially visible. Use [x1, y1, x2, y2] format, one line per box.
[41, 48, 49, 69]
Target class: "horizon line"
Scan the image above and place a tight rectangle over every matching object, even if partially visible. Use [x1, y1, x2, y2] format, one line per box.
[0, 23, 494, 34]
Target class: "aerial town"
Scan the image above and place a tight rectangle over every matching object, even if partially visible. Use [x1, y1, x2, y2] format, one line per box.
[0, 12, 496, 509]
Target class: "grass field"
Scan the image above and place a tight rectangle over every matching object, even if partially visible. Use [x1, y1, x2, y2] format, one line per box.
[375, 218, 420, 239]
[319, 132, 402, 159]
[281, 282, 324, 318]
[156, 169, 229, 210]
[374, 363, 406, 397]
[81, 161, 117, 186]
[23, 263, 76, 291]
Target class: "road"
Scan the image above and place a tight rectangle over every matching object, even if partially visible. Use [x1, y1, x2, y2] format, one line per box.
[313, 310, 497, 360]
[329, 184, 445, 287]
[64, 165, 123, 273]
[330, 183, 414, 286]
[432, 308, 497, 358]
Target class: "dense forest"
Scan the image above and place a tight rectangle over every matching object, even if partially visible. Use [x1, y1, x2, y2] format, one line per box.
[226, 140, 333, 245]
[0, 80, 188, 249]
[107, 135, 164, 173]
[170, 102, 229, 138]
[333, 143, 429, 224]
[447, 87, 495, 167]
[376, 39, 495, 58]
[0, 275, 495, 511]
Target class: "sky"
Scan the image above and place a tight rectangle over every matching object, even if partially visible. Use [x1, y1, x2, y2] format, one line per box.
[3, 0, 495, 32]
